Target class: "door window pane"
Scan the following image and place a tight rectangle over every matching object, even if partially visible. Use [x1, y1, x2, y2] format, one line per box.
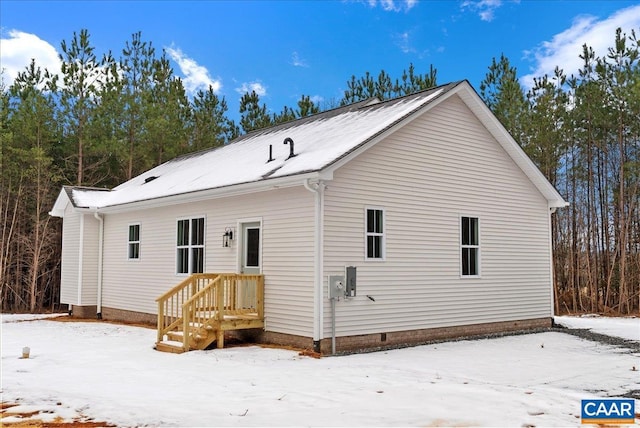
[246, 228, 260, 267]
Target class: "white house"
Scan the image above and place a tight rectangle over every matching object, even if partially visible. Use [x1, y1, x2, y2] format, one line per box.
[50, 81, 567, 354]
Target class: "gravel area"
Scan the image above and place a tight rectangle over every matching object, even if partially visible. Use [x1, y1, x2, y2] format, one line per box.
[330, 324, 640, 357]
[552, 324, 640, 352]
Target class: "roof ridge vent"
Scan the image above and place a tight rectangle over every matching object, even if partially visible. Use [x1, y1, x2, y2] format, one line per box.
[363, 97, 381, 106]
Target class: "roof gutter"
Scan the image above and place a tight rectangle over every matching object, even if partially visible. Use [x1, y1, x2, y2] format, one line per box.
[304, 178, 326, 353]
[82, 172, 321, 214]
[92, 209, 104, 319]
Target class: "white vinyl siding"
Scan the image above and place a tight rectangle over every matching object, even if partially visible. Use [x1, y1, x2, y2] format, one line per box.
[60, 204, 80, 305]
[323, 94, 552, 338]
[100, 186, 315, 337]
[60, 208, 100, 307]
[79, 214, 100, 306]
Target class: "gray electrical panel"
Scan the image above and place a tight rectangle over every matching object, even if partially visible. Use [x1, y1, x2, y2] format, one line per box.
[345, 266, 356, 297]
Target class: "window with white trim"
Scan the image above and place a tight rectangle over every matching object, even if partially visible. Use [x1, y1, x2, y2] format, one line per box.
[176, 217, 205, 274]
[366, 208, 385, 260]
[461, 216, 480, 276]
[128, 224, 140, 260]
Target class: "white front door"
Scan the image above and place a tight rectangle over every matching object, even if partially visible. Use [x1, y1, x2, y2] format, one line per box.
[241, 222, 261, 274]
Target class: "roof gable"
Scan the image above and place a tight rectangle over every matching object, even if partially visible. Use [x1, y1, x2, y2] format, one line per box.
[49, 186, 111, 217]
[450, 83, 567, 208]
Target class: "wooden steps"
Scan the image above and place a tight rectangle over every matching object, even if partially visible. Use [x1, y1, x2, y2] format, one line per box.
[155, 340, 187, 354]
[155, 315, 264, 353]
[155, 274, 264, 354]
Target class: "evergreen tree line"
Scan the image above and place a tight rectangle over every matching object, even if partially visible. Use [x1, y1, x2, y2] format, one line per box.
[481, 28, 640, 315]
[1, 28, 637, 315]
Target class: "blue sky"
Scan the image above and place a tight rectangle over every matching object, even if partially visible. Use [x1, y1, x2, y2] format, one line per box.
[2, 1, 640, 122]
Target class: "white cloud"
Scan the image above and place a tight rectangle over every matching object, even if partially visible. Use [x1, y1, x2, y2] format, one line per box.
[364, 0, 417, 12]
[235, 81, 267, 96]
[460, 0, 503, 22]
[521, 4, 640, 89]
[0, 29, 62, 87]
[291, 51, 309, 67]
[165, 46, 221, 95]
[395, 31, 415, 54]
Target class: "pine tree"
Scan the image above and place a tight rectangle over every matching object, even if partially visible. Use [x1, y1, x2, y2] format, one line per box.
[144, 52, 191, 166]
[272, 105, 297, 125]
[191, 86, 237, 151]
[479, 54, 528, 144]
[119, 32, 156, 179]
[239, 91, 272, 133]
[3, 60, 61, 311]
[394, 63, 437, 96]
[58, 29, 111, 185]
[341, 64, 437, 105]
[297, 95, 320, 117]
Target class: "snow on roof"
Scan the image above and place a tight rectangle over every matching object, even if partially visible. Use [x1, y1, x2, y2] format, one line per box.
[70, 83, 454, 209]
[61, 80, 566, 212]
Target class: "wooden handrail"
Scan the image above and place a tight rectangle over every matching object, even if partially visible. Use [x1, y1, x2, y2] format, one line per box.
[155, 273, 219, 302]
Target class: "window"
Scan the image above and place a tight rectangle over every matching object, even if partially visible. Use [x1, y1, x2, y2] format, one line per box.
[128, 224, 140, 259]
[461, 216, 480, 276]
[176, 217, 205, 274]
[366, 208, 384, 260]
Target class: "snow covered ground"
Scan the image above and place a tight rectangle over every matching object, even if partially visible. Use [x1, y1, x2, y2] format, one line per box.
[1, 314, 638, 427]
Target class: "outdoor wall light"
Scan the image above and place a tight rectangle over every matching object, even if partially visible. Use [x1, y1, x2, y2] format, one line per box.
[222, 227, 234, 247]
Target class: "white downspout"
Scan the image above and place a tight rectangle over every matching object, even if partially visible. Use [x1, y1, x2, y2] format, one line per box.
[548, 206, 557, 320]
[93, 211, 104, 318]
[304, 178, 325, 352]
[76, 214, 84, 311]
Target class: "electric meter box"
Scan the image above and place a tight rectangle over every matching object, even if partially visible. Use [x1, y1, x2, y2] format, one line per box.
[328, 276, 344, 299]
[328, 267, 356, 299]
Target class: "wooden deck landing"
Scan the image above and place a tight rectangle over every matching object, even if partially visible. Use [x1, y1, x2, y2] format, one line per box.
[155, 274, 264, 353]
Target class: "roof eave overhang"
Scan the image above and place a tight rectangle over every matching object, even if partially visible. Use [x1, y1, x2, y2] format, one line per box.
[87, 171, 322, 214]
